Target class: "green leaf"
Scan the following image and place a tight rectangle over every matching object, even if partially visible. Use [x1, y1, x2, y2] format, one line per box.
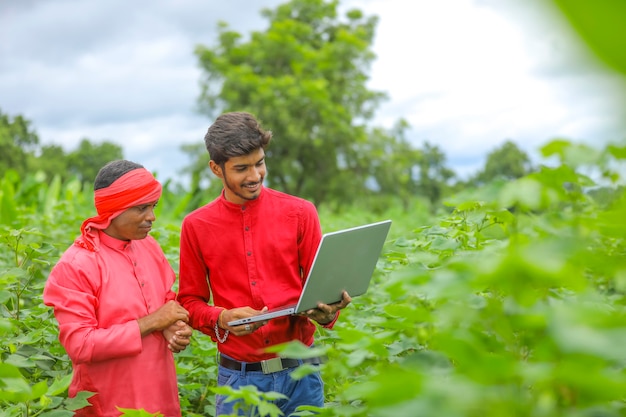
[4, 353, 37, 368]
[498, 177, 560, 210]
[553, 0, 626, 74]
[343, 366, 422, 406]
[64, 391, 96, 411]
[118, 408, 164, 416]
[43, 174, 62, 218]
[31, 380, 49, 398]
[39, 410, 75, 417]
[256, 400, 283, 417]
[264, 340, 328, 359]
[0, 362, 31, 401]
[47, 372, 73, 396]
[0, 317, 14, 335]
[0, 178, 18, 226]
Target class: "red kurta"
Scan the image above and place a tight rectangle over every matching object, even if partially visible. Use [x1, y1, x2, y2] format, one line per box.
[43, 231, 181, 417]
[178, 186, 335, 362]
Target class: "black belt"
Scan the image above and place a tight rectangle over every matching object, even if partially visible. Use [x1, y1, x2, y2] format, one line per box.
[219, 355, 325, 374]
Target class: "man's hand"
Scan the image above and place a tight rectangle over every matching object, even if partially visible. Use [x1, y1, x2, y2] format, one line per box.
[163, 320, 192, 353]
[304, 291, 352, 325]
[218, 306, 269, 336]
[138, 300, 189, 337]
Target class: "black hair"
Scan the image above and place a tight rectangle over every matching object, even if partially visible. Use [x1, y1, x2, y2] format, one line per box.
[204, 112, 272, 165]
[94, 160, 144, 190]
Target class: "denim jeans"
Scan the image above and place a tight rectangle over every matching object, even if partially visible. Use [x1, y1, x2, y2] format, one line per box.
[215, 355, 324, 416]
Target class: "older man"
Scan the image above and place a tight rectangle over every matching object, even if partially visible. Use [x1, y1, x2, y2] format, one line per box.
[44, 160, 191, 416]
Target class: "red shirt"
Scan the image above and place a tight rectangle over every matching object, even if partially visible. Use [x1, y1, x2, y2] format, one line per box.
[178, 187, 331, 362]
[43, 232, 181, 417]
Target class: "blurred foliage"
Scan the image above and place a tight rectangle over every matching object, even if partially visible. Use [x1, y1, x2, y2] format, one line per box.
[553, 0, 626, 74]
[471, 140, 534, 186]
[0, 110, 39, 178]
[2, 139, 626, 416]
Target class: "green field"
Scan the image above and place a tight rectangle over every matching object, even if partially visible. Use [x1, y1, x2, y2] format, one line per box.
[1, 140, 626, 417]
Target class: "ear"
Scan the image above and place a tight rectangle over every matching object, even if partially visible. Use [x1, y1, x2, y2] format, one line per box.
[209, 160, 223, 178]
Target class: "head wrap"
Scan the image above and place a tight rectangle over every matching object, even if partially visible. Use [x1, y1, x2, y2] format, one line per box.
[74, 168, 162, 252]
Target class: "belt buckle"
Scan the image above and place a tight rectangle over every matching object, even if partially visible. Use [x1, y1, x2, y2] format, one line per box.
[260, 357, 283, 374]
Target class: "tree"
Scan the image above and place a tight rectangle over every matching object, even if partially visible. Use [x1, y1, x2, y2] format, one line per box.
[30, 144, 69, 181]
[0, 110, 124, 186]
[66, 139, 124, 185]
[194, 0, 390, 206]
[0, 110, 39, 177]
[473, 140, 533, 185]
[178, 142, 223, 211]
[415, 141, 456, 209]
[363, 120, 422, 211]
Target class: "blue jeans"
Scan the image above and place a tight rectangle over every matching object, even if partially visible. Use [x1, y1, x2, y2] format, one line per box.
[215, 355, 324, 416]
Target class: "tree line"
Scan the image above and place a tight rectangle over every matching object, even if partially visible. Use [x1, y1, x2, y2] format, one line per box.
[0, 107, 534, 210]
[1, 0, 537, 213]
[0, 110, 124, 186]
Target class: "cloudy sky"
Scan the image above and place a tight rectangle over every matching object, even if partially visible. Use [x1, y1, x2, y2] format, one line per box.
[1, 0, 625, 184]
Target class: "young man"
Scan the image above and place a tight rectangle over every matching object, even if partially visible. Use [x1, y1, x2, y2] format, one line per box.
[177, 112, 351, 416]
[44, 160, 192, 416]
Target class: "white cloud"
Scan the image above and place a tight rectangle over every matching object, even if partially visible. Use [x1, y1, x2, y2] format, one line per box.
[347, 0, 626, 177]
[1, 0, 625, 183]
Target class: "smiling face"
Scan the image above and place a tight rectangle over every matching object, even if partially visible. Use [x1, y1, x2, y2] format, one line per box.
[103, 201, 159, 241]
[210, 147, 266, 205]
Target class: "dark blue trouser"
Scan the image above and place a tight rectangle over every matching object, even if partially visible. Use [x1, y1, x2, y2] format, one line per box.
[215, 354, 324, 416]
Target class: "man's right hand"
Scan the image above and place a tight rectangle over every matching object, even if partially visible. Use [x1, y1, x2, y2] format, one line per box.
[219, 306, 268, 336]
[138, 300, 189, 337]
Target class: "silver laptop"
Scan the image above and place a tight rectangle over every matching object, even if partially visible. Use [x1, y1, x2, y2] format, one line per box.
[227, 220, 392, 326]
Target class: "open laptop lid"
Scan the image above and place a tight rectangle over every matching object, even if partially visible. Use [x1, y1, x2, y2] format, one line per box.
[293, 219, 392, 313]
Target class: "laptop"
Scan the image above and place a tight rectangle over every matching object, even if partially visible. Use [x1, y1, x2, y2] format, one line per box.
[227, 219, 392, 326]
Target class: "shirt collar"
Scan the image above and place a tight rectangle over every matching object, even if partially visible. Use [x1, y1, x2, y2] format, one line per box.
[219, 186, 265, 211]
[98, 229, 133, 251]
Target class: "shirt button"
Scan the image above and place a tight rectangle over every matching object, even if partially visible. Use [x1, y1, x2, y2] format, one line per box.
[247, 251, 251, 256]
[242, 206, 246, 211]
[245, 226, 250, 231]
[251, 281, 256, 286]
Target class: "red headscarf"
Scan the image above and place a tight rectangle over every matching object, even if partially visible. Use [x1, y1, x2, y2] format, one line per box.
[75, 168, 162, 252]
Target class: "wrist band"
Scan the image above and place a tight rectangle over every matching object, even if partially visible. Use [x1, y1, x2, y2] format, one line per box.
[215, 309, 229, 343]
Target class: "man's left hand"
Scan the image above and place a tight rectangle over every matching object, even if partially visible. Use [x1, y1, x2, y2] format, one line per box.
[164, 320, 193, 353]
[304, 291, 352, 325]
